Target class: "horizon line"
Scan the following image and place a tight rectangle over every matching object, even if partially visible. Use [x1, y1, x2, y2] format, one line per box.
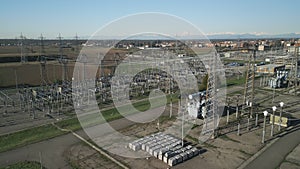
[1, 32, 300, 40]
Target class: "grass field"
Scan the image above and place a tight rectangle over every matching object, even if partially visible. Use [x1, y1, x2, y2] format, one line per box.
[0, 93, 179, 153]
[226, 76, 246, 86]
[57, 93, 179, 130]
[0, 124, 66, 153]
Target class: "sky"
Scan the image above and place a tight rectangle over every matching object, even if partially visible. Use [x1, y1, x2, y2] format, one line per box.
[0, 0, 299, 39]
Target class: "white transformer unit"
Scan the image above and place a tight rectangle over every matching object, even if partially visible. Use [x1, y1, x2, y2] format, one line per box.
[187, 101, 200, 118]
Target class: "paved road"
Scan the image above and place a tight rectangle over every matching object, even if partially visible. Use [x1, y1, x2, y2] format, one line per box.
[0, 106, 171, 168]
[0, 116, 136, 168]
[243, 126, 300, 169]
[0, 132, 82, 169]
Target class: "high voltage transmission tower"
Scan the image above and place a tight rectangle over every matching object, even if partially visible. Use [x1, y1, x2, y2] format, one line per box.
[205, 51, 220, 139]
[289, 45, 299, 93]
[39, 34, 48, 86]
[57, 33, 69, 84]
[243, 45, 258, 118]
[75, 33, 80, 54]
[19, 33, 27, 63]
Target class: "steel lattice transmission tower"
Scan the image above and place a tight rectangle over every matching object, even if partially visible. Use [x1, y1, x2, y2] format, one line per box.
[205, 51, 220, 139]
[243, 45, 257, 118]
[75, 33, 80, 54]
[57, 34, 69, 84]
[19, 33, 27, 63]
[289, 45, 299, 92]
[39, 34, 48, 86]
[294, 46, 299, 89]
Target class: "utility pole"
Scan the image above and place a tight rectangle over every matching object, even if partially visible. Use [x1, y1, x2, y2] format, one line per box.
[262, 111, 268, 144]
[279, 102, 284, 131]
[271, 106, 277, 137]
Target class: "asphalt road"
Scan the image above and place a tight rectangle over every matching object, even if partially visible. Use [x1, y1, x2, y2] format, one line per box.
[243, 126, 300, 169]
[0, 106, 170, 168]
[0, 132, 82, 169]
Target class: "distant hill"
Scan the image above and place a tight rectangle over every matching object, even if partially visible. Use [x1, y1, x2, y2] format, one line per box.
[206, 33, 300, 39]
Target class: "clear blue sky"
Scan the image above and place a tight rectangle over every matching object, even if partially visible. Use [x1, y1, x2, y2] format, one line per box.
[0, 0, 299, 38]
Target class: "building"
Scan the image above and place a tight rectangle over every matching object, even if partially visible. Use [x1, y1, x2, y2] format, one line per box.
[288, 46, 300, 54]
[256, 64, 285, 75]
[258, 45, 265, 51]
[258, 44, 271, 51]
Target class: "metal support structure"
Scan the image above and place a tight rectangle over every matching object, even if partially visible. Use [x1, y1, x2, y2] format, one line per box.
[19, 33, 27, 63]
[39, 34, 48, 86]
[169, 78, 173, 118]
[243, 46, 257, 118]
[271, 106, 276, 137]
[255, 113, 258, 126]
[75, 33, 80, 53]
[294, 46, 299, 90]
[279, 102, 284, 131]
[181, 98, 185, 147]
[205, 51, 220, 139]
[262, 111, 268, 144]
[288, 45, 299, 91]
[272, 86, 275, 103]
[57, 34, 69, 84]
[236, 104, 239, 118]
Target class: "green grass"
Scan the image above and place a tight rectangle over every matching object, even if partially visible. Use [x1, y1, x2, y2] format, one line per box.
[227, 77, 246, 86]
[58, 93, 180, 130]
[133, 99, 151, 111]
[0, 161, 46, 169]
[0, 93, 180, 153]
[0, 125, 66, 153]
[56, 100, 151, 131]
[55, 118, 81, 131]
